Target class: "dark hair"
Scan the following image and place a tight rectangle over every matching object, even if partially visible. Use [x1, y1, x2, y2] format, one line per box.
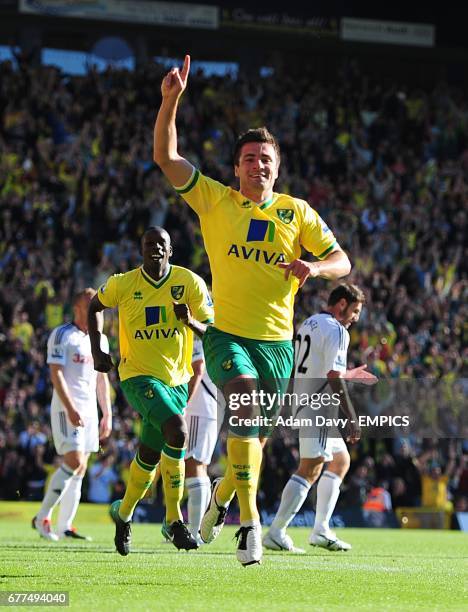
[328, 283, 365, 307]
[233, 127, 280, 166]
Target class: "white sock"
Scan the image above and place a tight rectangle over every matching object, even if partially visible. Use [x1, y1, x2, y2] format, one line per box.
[313, 470, 342, 535]
[186, 476, 211, 538]
[270, 474, 311, 533]
[57, 475, 83, 533]
[37, 463, 75, 521]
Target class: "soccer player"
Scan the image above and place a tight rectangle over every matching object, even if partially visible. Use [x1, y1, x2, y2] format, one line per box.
[88, 226, 213, 554]
[263, 283, 377, 552]
[185, 337, 224, 545]
[32, 288, 112, 541]
[153, 56, 351, 565]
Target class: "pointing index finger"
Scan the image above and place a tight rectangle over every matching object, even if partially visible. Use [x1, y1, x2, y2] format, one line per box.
[181, 54, 191, 81]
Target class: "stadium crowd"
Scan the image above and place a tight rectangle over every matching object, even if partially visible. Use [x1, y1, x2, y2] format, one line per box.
[0, 54, 466, 519]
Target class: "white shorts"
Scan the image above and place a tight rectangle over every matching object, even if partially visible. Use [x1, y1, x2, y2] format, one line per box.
[186, 414, 222, 465]
[299, 425, 347, 462]
[51, 409, 99, 455]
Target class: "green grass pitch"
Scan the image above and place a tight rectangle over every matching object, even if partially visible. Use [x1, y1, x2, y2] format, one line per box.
[1, 502, 466, 611]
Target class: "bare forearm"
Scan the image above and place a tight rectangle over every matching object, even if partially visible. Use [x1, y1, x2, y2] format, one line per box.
[187, 319, 208, 339]
[154, 98, 181, 166]
[328, 375, 357, 422]
[316, 250, 351, 280]
[97, 374, 112, 418]
[88, 296, 106, 354]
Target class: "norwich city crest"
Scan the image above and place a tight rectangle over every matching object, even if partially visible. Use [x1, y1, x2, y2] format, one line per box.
[277, 209, 294, 224]
[221, 359, 233, 371]
[171, 285, 185, 300]
[144, 388, 155, 400]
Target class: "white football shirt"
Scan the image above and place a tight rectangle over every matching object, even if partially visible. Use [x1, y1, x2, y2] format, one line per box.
[47, 322, 109, 416]
[293, 312, 349, 410]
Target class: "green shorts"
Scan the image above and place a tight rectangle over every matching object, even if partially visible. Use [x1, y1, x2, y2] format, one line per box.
[202, 326, 293, 435]
[121, 376, 188, 452]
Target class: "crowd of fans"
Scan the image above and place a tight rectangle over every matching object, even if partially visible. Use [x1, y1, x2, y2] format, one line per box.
[0, 52, 466, 521]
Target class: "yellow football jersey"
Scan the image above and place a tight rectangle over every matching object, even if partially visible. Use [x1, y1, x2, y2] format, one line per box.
[98, 265, 213, 385]
[175, 169, 339, 341]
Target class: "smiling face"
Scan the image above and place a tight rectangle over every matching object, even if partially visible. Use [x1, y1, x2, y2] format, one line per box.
[141, 228, 172, 273]
[234, 142, 280, 199]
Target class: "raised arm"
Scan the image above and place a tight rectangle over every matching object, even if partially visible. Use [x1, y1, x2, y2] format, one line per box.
[153, 54, 194, 187]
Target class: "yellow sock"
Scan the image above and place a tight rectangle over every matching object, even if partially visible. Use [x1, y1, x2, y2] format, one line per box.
[161, 444, 185, 524]
[228, 437, 262, 523]
[119, 453, 158, 522]
[216, 463, 236, 507]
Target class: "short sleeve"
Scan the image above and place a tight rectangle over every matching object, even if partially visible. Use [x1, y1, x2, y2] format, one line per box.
[47, 328, 67, 366]
[323, 326, 348, 374]
[97, 275, 120, 308]
[174, 167, 228, 216]
[187, 274, 214, 324]
[300, 205, 339, 260]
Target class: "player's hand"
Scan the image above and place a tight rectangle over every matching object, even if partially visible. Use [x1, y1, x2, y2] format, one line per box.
[173, 302, 192, 325]
[67, 407, 84, 428]
[161, 55, 190, 100]
[92, 350, 114, 373]
[345, 420, 361, 444]
[99, 414, 112, 440]
[278, 259, 321, 288]
[345, 365, 378, 386]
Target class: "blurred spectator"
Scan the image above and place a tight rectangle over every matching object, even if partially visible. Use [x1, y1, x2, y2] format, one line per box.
[87, 453, 119, 503]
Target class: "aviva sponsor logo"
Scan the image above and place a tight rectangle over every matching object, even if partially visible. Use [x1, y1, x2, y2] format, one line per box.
[134, 305, 180, 339]
[246, 219, 275, 242]
[227, 244, 285, 266]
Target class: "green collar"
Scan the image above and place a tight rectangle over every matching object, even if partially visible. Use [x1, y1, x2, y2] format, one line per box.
[140, 265, 172, 289]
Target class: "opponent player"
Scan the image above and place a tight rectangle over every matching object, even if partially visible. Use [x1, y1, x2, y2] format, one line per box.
[33, 288, 112, 541]
[88, 226, 213, 554]
[153, 55, 351, 565]
[263, 283, 377, 552]
[185, 337, 224, 545]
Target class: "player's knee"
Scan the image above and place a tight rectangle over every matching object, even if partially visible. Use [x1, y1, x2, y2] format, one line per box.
[63, 453, 83, 472]
[163, 415, 188, 449]
[185, 457, 206, 478]
[297, 457, 325, 484]
[138, 444, 160, 466]
[329, 451, 350, 478]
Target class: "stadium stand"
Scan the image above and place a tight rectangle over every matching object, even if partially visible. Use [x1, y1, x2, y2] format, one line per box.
[0, 53, 466, 520]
